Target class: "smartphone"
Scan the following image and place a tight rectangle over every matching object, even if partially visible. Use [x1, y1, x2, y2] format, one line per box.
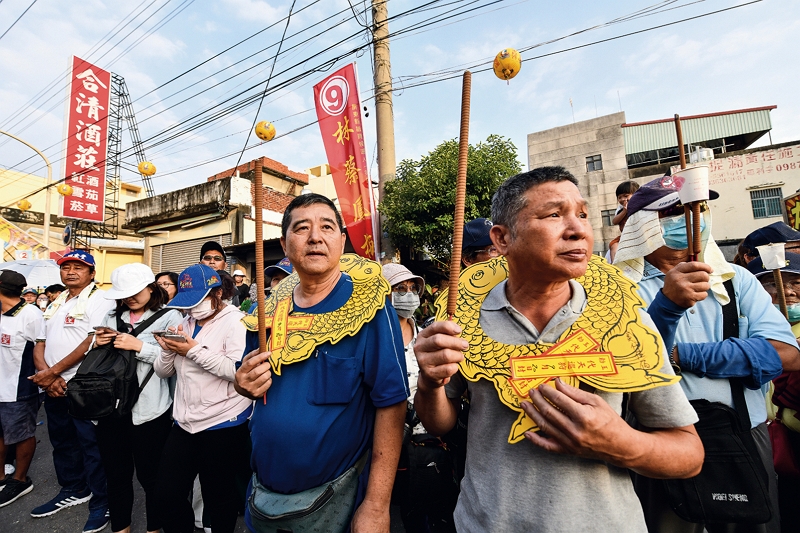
[152, 330, 167, 336]
[163, 334, 187, 342]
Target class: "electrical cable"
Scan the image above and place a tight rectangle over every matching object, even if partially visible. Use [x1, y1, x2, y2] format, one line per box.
[0, 0, 177, 142]
[227, 0, 298, 182]
[2, 0, 456, 166]
[3, 0, 744, 189]
[0, 0, 157, 131]
[0, 0, 38, 42]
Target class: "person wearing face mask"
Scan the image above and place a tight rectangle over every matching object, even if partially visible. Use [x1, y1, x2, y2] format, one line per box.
[382, 263, 458, 533]
[382, 264, 423, 399]
[748, 253, 800, 533]
[35, 294, 49, 311]
[153, 264, 252, 533]
[92, 263, 182, 533]
[614, 175, 800, 533]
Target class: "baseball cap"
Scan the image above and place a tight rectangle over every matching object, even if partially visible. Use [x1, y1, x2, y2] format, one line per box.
[56, 250, 96, 268]
[463, 218, 493, 250]
[168, 264, 222, 309]
[21, 287, 38, 296]
[265, 257, 293, 278]
[747, 251, 800, 278]
[0, 270, 28, 295]
[742, 223, 800, 256]
[104, 263, 156, 300]
[382, 263, 423, 291]
[233, 269, 245, 277]
[200, 241, 225, 261]
[627, 175, 719, 217]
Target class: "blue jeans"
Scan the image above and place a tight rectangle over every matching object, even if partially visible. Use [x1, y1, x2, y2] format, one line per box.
[44, 395, 108, 511]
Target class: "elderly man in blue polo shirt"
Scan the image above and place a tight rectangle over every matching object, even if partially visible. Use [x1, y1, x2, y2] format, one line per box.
[235, 193, 408, 533]
[614, 176, 800, 533]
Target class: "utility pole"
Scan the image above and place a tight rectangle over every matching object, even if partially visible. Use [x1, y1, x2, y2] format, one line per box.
[372, 0, 396, 262]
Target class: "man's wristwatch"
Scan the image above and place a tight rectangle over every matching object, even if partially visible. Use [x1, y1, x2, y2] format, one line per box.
[669, 347, 681, 374]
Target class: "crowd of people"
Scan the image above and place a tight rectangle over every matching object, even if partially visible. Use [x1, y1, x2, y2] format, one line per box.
[0, 171, 799, 533]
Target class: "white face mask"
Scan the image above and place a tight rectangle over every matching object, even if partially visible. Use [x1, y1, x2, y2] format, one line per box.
[392, 292, 420, 319]
[189, 298, 215, 320]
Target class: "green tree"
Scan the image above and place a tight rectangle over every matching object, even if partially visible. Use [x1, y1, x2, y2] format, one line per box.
[380, 134, 522, 269]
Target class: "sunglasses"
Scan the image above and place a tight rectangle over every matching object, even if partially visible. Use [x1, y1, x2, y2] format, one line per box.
[202, 255, 225, 262]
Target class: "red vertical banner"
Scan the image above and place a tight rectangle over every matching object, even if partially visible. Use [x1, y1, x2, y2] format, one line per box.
[313, 63, 377, 260]
[60, 56, 111, 223]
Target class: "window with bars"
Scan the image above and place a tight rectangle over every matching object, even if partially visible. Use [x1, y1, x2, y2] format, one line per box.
[601, 208, 616, 227]
[586, 154, 603, 172]
[750, 188, 783, 219]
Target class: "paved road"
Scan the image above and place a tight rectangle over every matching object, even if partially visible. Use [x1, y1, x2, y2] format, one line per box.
[1, 408, 407, 533]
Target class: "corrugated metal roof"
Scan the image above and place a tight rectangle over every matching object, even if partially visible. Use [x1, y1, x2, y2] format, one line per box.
[622, 107, 774, 154]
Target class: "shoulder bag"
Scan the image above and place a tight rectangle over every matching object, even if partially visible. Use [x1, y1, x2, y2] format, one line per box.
[661, 280, 773, 524]
[67, 308, 169, 420]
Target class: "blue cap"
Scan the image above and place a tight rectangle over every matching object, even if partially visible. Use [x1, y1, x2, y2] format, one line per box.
[463, 218, 493, 250]
[742, 222, 800, 256]
[168, 264, 222, 309]
[747, 252, 800, 278]
[265, 257, 293, 278]
[56, 250, 96, 268]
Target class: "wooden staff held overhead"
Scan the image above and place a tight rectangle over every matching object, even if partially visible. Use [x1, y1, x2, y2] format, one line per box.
[253, 158, 268, 404]
[674, 114, 695, 261]
[774, 267, 789, 319]
[447, 71, 472, 319]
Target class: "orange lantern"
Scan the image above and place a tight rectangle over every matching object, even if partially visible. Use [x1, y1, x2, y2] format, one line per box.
[138, 161, 156, 176]
[16, 199, 31, 212]
[493, 48, 522, 82]
[57, 183, 73, 196]
[255, 121, 276, 142]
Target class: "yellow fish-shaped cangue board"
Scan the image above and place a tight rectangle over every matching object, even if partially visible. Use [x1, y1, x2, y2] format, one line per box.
[434, 255, 679, 443]
[242, 254, 390, 375]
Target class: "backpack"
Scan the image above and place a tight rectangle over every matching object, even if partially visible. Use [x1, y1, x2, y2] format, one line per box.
[67, 309, 169, 420]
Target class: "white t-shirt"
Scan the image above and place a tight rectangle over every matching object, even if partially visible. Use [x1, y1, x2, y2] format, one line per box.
[40, 286, 116, 382]
[403, 321, 419, 402]
[0, 302, 43, 401]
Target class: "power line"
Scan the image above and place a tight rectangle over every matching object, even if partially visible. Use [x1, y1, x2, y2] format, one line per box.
[228, 0, 299, 179]
[0, 0, 183, 144]
[0, 0, 38, 42]
[2, 0, 745, 190]
[0, 0, 158, 130]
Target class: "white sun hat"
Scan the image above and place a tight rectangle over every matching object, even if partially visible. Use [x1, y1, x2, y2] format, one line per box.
[104, 263, 156, 300]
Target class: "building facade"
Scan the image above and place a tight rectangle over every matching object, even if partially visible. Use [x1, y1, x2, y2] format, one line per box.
[527, 106, 799, 257]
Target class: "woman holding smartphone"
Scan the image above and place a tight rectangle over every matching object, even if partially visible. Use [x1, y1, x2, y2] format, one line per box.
[93, 263, 183, 533]
[153, 264, 252, 533]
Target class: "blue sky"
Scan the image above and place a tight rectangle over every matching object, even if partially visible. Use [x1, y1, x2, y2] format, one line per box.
[0, 0, 798, 199]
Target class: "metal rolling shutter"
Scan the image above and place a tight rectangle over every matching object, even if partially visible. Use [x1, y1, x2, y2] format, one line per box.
[152, 234, 232, 274]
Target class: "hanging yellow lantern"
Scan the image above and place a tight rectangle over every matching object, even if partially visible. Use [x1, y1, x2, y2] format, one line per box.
[16, 199, 31, 212]
[57, 183, 73, 196]
[138, 161, 156, 176]
[493, 48, 522, 81]
[255, 121, 276, 142]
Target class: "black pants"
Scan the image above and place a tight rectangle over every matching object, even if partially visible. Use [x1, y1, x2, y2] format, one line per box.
[95, 409, 172, 532]
[155, 422, 250, 533]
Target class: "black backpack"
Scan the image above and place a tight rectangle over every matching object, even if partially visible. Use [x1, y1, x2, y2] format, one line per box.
[67, 309, 169, 420]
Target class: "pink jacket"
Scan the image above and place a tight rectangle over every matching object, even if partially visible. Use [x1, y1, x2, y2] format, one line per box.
[154, 304, 253, 433]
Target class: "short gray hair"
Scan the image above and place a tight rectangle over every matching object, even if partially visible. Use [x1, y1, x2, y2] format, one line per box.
[491, 166, 578, 233]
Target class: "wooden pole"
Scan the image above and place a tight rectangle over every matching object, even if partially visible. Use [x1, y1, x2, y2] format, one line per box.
[373, 0, 396, 261]
[675, 114, 697, 261]
[254, 158, 267, 352]
[447, 71, 472, 318]
[774, 268, 789, 319]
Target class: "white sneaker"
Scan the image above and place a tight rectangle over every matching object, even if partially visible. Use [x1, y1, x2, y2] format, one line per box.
[4, 464, 14, 476]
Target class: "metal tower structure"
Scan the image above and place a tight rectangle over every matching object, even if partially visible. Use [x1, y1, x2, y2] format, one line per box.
[73, 73, 153, 248]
